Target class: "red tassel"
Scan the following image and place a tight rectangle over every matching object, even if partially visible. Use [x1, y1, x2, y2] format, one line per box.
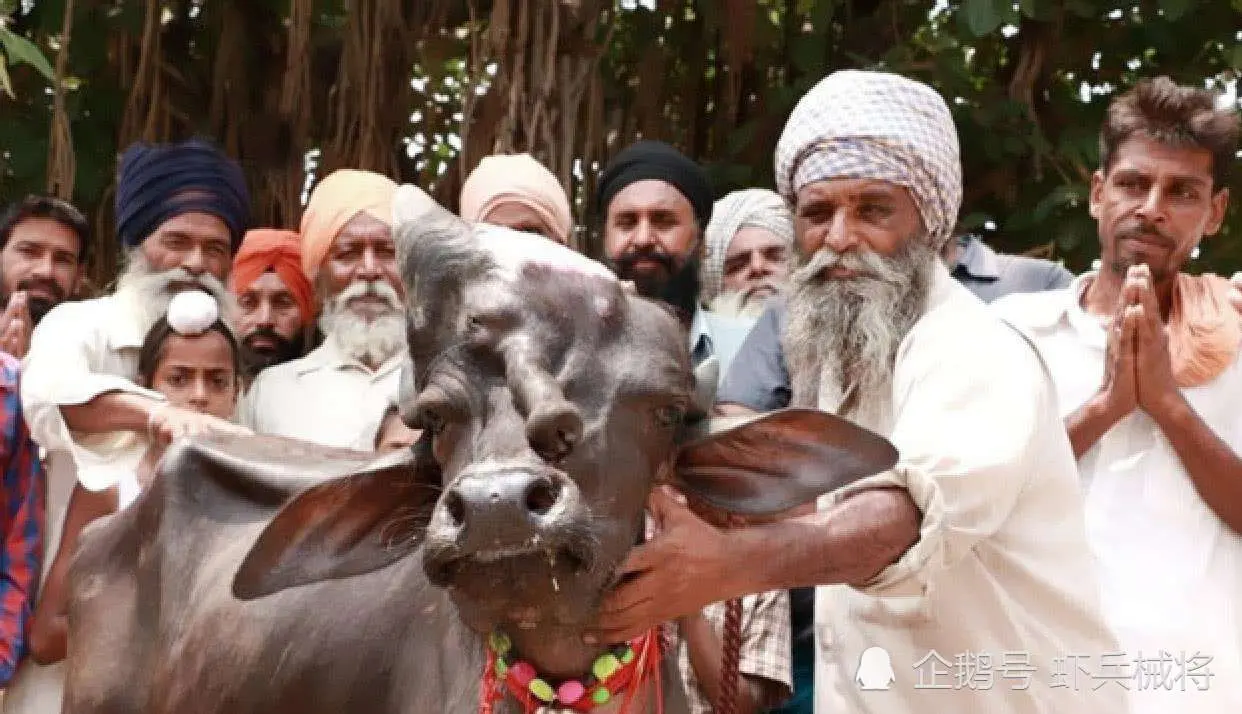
[479, 648, 500, 714]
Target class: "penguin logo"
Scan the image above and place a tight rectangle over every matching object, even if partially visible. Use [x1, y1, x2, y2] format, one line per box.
[855, 646, 895, 690]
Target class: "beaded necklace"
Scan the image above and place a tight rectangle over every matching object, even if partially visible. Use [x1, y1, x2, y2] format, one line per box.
[478, 629, 664, 714]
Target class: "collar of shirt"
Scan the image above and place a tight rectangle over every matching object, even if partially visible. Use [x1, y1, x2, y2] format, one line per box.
[294, 337, 407, 379]
[952, 235, 1001, 281]
[689, 306, 713, 363]
[1000, 270, 1107, 349]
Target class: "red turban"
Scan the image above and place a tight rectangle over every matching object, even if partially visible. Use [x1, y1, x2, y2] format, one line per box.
[229, 229, 316, 322]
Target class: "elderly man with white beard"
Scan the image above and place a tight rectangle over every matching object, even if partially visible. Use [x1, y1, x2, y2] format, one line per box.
[8, 138, 252, 714]
[591, 71, 1128, 714]
[240, 170, 410, 450]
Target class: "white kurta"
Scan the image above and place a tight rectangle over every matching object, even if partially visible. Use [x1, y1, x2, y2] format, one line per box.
[812, 263, 1127, 714]
[240, 338, 403, 450]
[7, 293, 163, 714]
[996, 275, 1242, 714]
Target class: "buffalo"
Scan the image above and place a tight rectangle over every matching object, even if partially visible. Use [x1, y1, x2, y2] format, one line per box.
[63, 213, 897, 713]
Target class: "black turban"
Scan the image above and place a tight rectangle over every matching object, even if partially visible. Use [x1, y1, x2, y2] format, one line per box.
[596, 140, 713, 228]
[114, 138, 250, 249]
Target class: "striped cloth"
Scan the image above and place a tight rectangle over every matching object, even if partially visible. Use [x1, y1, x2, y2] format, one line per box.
[0, 352, 44, 686]
[676, 590, 792, 714]
[773, 70, 962, 248]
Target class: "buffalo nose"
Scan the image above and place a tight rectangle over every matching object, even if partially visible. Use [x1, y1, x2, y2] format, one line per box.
[441, 470, 571, 531]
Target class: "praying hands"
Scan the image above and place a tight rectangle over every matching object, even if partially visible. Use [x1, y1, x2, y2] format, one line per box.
[1115, 264, 1181, 419]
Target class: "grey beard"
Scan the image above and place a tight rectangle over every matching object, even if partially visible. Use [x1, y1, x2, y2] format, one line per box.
[782, 239, 935, 426]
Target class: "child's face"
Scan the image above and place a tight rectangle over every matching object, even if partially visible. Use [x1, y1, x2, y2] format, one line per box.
[151, 332, 239, 419]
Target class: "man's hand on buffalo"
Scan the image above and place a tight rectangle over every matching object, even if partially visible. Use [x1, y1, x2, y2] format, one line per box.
[147, 402, 253, 445]
[588, 486, 742, 645]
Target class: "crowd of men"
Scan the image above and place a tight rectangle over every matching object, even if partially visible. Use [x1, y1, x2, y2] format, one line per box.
[0, 69, 1238, 714]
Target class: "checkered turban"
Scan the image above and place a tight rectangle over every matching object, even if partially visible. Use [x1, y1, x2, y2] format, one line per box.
[774, 70, 962, 248]
[701, 189, 794, 303]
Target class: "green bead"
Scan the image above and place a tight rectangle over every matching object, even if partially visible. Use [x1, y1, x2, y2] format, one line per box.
[495, 658, 508, 677]
[529, 678, 555, 702]
[619, 647, 635, 664]
[592, 653, 621, 681]
[592, 687, 611, 705]
[488, 632, 511, 655]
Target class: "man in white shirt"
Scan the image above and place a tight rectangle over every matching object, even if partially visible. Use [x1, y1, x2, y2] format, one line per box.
[997, 77, 1242, 714]
[592, 70, 1127, 714]
[241, 170, 407, 451]
[8, 138, 251, 713]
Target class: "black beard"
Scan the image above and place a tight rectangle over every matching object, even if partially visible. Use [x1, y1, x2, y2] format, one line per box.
[606, 252, 703, 325]
[2, 277, 67, 325]
[242, 328, 306, 376]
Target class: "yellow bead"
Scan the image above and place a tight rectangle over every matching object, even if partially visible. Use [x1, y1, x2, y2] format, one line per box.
[529, 678, 555, 702]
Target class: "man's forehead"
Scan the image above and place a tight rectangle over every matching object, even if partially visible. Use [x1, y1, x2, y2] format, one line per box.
[607, 180, 693, 214]
[334, 212, 393, 246]
[8, 218, 81, 252]
[243, 271, 294, 295]
[1108, 135, 1214, 183]
[798, 177, 912, 200]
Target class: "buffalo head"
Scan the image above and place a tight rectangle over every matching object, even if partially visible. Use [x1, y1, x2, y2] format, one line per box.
[233, 206, 897, 635]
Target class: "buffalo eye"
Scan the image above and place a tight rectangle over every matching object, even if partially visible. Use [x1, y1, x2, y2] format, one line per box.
[653, 403, 686, 429]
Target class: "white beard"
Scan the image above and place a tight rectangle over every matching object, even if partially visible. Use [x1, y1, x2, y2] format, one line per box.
[114, 251, 235, 338]
[319, 280, 407, 367]
[708, 285, 781, 320]
[782, 239, 934, 429]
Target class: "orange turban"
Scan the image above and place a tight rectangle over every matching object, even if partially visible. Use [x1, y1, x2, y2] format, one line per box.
[299, 169, 398, 281]
[230, 229, 316, 322]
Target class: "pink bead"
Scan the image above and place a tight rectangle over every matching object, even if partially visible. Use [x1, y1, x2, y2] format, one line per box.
[509, 661, 537, 687]
[557, 680, 586, 704]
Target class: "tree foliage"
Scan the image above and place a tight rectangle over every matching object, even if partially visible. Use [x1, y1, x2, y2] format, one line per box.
[0, 0, 1239, 285]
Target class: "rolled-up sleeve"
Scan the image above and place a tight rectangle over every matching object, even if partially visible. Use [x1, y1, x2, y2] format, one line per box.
[20, 301, 161, 491]
[828, 319, 1047, 600]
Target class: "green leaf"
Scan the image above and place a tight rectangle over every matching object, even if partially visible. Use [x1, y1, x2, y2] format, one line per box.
[961, 0, 1004, 37]
[0, 26, 55, 83]
[0, 0, 17, 15]
[1157, 0, 1195, 21]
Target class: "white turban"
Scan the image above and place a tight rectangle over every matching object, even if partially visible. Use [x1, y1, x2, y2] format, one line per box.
[701, 189, 794, 303]
[774, 70, 962, 248]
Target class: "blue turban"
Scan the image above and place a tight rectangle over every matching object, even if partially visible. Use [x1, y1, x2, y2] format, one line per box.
[114, 138, 251, 249]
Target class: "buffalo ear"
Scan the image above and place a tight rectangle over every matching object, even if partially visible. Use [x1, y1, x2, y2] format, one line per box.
[233, 434, 442, 599]
[671, 408, 898, 517]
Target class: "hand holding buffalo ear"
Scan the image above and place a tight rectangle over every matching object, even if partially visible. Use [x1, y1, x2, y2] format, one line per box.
[589, 487, 740, 645]
[147, 403, 253, 445]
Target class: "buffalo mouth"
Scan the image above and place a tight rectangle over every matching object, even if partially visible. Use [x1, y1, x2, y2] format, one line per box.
[423, 535, 596, 590]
